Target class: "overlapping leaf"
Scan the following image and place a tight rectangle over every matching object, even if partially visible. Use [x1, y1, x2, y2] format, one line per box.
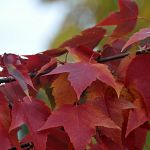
[117, 53, 136, 80]
[87, 83, 134, 127]
[0, 0, 149, 149]
[97, 0, 138, 38]
[43, 26, 105, 61]
[46, 128, 72, 150]
[126, 98, 148, 137]
[59, 26, 106, 49]
[66, 45, 100, 62]
[125, 127, 147, 150]
[2, 54, 34, 97]
[86, 81, 135, 147]
[9, 97, 51, 150]
[122, 27, 150, 51]
[45, 62, 122, 99]
[125, 55, 150, 115]
[0, 92, 20, 150]
[51, 73, 77, 107]
[24, 53, 52, 72]
[101, 39, 126, 71]
[40, 104, 120, 150]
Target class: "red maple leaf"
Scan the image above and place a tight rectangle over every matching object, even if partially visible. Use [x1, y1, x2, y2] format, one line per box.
[44, 62, 122, 99]
[0, 92, 20, 150]
[60, 26, 106, 49]
[97, 0, 138, 38]
[39, 104, 120, 150]
[46, 128, 72, 150]
[66, 45, 100, 62]
[101, 39, 126, 71]
[86, 81, 135, 147]
[126, 98, 148, 137]
[125, 127, 147, 150]
[122, 27, 150, 51]
[9, 97, 51, 150]
[24, 53, 53, 72]
[2, 54, 35, 97]
[51, 73, 77, 107]
[125, 55, 150, 116]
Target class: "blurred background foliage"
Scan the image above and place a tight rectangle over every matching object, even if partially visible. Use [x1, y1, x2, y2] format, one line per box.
[40, 0, 150, 49]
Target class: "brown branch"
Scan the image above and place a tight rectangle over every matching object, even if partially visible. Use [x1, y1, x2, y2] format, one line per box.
[1, 48, 150, 84]
[96, 48, 150, 62]
[0, 68, 51, 84]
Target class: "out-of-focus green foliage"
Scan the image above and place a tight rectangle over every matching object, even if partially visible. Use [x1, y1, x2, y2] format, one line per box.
[137, 0, 150, 28]
[51, 0, 117, 48]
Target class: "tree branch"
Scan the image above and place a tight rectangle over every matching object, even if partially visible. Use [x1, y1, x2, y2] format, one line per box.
[0, 48, 150, 85]
[96, 48, 150, 62]
[0, 69, 51, 84]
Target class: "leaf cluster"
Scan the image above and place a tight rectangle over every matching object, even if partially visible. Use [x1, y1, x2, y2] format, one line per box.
[0, 0, 150, 149]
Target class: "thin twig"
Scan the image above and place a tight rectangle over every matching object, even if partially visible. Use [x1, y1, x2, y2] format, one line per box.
[96, 48, 150, 62]
[0, 68, 51, 84]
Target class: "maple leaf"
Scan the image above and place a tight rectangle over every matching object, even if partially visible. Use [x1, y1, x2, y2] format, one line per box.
[36, 58, 57, 77]
[59, 26, 106, 49]
[125, 127, 147, 150]
[125, 55, 150, 116]
[9, 97, 51, 150]
[2, 54, 35, 97]
[126, 98, 148, 137]
[86, 81, 135, 147]
[24, 53, 52, 72]
[46, 128, 72, 150]
[42, 48, 68, 58]
[122, 27, 150, 51]
[0, 81, 25, 103]
[99, 127, 123, 149]
[97, 0, 138, 38]
[43, 26, 105, 60]
[101, 39, 126, 71]
[39, 104, 120, 150]
[0, 92, 20, 150]
[117, 54, 136, 81]
[51, 73, 77, 107]
[86, 80, 107, 102]
[45, 62, 122, 99]
[87, 84, 134, 127]
[66, 45, 100, 62]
